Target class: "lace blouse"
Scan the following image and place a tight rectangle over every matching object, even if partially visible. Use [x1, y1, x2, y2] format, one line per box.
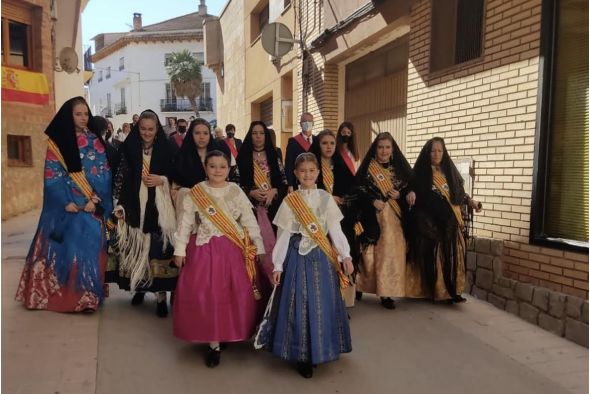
[272, 187, 351, 272]
[173, 182, 264, 257]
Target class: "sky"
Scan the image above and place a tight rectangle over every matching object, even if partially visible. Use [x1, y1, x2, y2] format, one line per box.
[82, 0, 227, 52]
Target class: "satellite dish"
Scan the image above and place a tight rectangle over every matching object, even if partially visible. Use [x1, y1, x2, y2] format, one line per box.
[261, 22, 295, 58]
[58, 47, 79, 74]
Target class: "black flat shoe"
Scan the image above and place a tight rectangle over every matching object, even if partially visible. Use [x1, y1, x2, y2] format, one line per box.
[205, 348, 221, 368]
[156, 300, 168, 318]
[296, 362, 313, 378]
[355, 291, 363, 301]
[452, 295, 467, 303]
[380, 297, 396, 310]
[131, 292, 145, 306]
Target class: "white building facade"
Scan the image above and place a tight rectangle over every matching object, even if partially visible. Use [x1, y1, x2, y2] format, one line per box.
[88, 5, 217, 131]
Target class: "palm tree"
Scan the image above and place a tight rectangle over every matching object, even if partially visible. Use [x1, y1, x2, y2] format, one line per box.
[165, 50, 202, 116]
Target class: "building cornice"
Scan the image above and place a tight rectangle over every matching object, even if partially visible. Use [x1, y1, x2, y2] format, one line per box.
[91, 31, 203, 62]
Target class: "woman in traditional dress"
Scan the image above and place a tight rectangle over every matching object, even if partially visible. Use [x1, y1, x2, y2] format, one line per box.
[261, 152, 353, 378]
[16, 97, 113, 312]
[407, 137, 482, 303]
[173, 150, 265, 368]
[112, 110, 177, 317]
[236, 121, 287, 297]
[355, 132, 414, 310]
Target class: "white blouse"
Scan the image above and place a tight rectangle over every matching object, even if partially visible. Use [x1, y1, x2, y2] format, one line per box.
[272, 188, 351, 272]
[173, 182, 265, 257]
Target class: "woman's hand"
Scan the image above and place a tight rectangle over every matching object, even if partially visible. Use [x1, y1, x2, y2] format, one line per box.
[388, 189, 400, 200]
[83, 200, 96, 213]
[272, 271, 282, 286]
[249, 189, 267, 203]
[406, 191, 416, 208]
[65, 202, 79, 213]
[142, 174, 164, 188]
[373, 200, 386, 212]
[91, 194, 101, 204]
[264, 188, 278, 207]
[333, 196, 344, 206]
[114, 208, 124, 222]
[470, 199, 483, 213]
[342, 257, 354, 275]
[174, 255, 185, 268]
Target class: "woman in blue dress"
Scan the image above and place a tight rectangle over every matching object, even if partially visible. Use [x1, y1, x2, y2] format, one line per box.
[16, 96, 113, 312]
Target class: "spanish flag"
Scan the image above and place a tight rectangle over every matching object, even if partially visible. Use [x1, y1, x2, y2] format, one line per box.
[2, 66, 49, 105]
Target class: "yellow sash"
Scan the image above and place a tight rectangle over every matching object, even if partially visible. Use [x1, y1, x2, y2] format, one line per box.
[253, 160, 271, 191]
[367, 160, 401, 218]
[284, 192, 350, 289]
[142, 157, 150, 177]
[47, 138, 94, 200]
[189, 184, 261, 299]
[321, 161, 334, 194]
[432, 172, 464, 227]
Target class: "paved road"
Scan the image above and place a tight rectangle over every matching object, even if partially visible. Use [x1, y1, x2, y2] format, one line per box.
[2, 210, 588, 394]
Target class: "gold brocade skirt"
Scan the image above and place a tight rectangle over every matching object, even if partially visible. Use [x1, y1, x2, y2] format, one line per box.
[405, 233, 466, 301]
[357, 203, 407, 297]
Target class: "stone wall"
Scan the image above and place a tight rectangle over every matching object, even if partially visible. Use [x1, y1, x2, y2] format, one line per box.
[466, 237, 589, 347]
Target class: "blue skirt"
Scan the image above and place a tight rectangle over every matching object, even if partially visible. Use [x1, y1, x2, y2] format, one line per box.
[268, 235, 352, 364]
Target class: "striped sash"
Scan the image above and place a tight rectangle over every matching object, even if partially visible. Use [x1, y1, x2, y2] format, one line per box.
[47, 138, 94, 200]
[367, 160, 401, 218]
[284, 192, 350, 288]
[189, 184, 261, 299]
[321, 161, 334, 194]
[142, 157, 150, 177]
[253, 160, 271, 191]
[432, 172, 464, 227]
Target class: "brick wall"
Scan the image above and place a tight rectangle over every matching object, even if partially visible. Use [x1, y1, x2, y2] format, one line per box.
[406, 0, 587, 297]
[2, 0, 55, 219]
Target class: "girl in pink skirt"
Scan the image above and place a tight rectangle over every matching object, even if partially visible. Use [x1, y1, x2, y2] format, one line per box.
[173, 150, 265, 368]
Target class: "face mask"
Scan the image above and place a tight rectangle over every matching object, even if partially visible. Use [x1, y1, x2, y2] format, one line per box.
[301, 121, 313, 132]
[341, 135, 351, 143]
[226, 131, 235, 138]
[178, 126, 187, 133]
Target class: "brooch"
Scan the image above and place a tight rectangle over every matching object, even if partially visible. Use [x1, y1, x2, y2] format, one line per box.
[377, 174, 385, 181]
[207, 206, 217, 216]
[260, 183, 269, 191]
[307, 223, 319, 234]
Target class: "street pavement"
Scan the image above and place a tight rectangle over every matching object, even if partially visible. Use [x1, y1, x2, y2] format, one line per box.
[2, 209, 588, 394]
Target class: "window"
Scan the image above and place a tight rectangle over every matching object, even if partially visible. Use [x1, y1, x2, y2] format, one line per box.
[106, 93, 111, 117]
[199, 82, 212, 111]
[430, 0, 484, 72]
[531, 0, 589, 250]
[164, 53, 173, 66]
[98, 70, 103, 82]
[120, 88, 125, 107]
[7, 135, 32, 166]
[119, 56, 124, 70]
[1, 2, 35, 69]
[193, 52, 204, 65]
[250, 1, 269, 43]
[106, 66, 111, 79]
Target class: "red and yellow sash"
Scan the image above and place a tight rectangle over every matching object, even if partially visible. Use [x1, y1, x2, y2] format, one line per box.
[340, 149, 356, 176]
[285, 192, 350, 288]
[321, 161, 334, 194]
[225, 139, 239, 159]
[142, 157, 150, 178]
[253, 160, 271, 191]
[47, 138, 94, 200]
[294, 133, 311, 151]
[367, 160, 401, 218]
[189, 184, 261, 299]
[432, 172, 464, 227]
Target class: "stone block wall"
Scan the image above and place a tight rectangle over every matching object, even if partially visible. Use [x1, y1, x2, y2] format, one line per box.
[466, 237, 589, 347]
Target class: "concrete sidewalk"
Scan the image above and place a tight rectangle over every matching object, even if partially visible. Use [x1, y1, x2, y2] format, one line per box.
[2, 210, 588, 394]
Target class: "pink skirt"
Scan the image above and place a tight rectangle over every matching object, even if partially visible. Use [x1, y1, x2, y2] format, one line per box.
[173, 235, 259, 343]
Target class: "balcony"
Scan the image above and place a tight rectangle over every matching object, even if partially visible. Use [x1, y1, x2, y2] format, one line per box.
[114, 103, 127, 115]
[160, 97, 214, 112]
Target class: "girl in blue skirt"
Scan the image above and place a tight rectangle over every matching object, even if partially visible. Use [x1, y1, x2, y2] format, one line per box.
[265, 152, 353, 378]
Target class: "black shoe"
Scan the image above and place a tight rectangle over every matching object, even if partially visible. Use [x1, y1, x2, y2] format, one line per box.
[355, 291, 363, 301]
[296, 362, 313, 378]
[220, 342, 228, 350]
[452, 295, 467, 303]
[156, 300, 168, 318]
[205, 348, 221, 368]
[82, 308, 95, 314]
[380, 297, 396, 310]
[131, 292, 145, 306]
